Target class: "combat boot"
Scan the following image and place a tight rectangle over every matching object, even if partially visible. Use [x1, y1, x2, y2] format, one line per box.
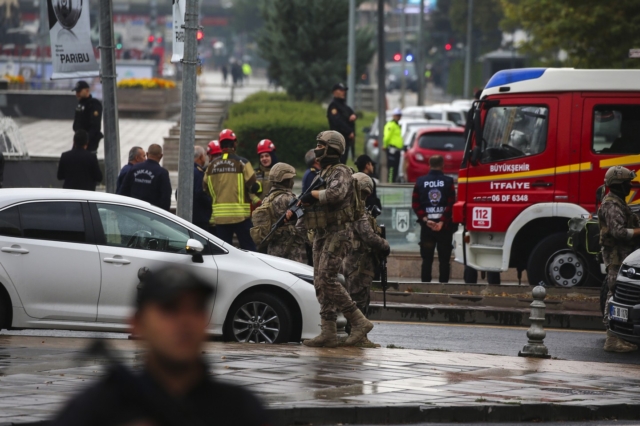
[343, 309, 373, 346]
[302, 319, 339, 348]
[355, 335, 381, 348]
[604, 333, 638, 353]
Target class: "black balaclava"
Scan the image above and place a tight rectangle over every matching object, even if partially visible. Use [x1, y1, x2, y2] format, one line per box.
[610, 181, 632, 200]
[315, 144, 341, 168]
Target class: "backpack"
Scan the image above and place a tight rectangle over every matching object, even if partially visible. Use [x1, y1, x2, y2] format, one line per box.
[250, 190, 287, 250]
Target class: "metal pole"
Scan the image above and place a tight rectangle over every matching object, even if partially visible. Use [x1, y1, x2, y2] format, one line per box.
[399, 0, 406, 109]
[99, 0, 121, 193]
[38, 0, 48, 87]
[463, 0, 473, 98]
[176, 0, 199, 221]
[417, 0, 425, 105]
[347, 0, 356, 108]
[377, 0, 388, 183]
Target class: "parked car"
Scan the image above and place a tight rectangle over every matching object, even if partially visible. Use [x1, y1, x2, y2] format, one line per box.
[403, 105, 467, 126]
[404, 126, 466, 182]
[608, 251, 640, 344]
[397, 121, 458, 182]
[0, 189, 320, 343]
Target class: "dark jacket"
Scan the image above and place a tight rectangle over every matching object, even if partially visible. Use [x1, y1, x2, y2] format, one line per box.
[73, 95, 103, 152]
[57, 148, 103, 191]
[118, 159, 172, 211]
[116, 163, 133, 194]
[301, 167, 319, 194]
[366, 176, 382, 210]
[193, 163, 213, 227]
[327, 97, 355, 140]
[412, 170, 456, 232]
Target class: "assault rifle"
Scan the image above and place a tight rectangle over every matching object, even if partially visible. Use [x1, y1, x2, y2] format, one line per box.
[260, 176, 325, 248]
[367, 204, 382, 218]
[380, 224, 389, 308]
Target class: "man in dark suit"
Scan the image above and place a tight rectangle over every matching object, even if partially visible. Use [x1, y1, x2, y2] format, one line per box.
[57, 130, 103, 191]
[327, 83, 356, 163]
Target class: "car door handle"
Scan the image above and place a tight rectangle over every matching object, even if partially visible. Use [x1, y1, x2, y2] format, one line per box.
[532, 181, 553, 187]
[1, 246, 29, 255]
[103, 257, 131, 265]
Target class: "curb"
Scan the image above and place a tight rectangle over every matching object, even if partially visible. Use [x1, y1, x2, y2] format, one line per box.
[368, 303, 604, 330]
[268, 403, 640, 425]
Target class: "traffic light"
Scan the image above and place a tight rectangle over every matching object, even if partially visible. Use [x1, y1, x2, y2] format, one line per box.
[393, 52, 402, 62]
[445, 43, 452, 51]
[197, 30, 204, 42]
[405, 53, 414, 62]
[116, 35, 123, 50]
[148, 35, 155, 48]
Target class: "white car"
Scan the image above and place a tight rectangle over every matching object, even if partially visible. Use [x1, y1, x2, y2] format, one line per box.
[0, 189, 320, 343]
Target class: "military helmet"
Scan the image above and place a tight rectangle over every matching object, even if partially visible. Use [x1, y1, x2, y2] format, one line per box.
[353, 172, 374, 195]
[316, 130, 346, 155]
[269, 163, 296, 182]
[604, 166, 636, 186]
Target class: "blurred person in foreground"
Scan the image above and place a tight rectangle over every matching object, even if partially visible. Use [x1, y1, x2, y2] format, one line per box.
[51, 267, 270, 426]
[57, 130, 103, 191]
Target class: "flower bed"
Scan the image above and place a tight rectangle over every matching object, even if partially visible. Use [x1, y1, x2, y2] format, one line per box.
[117, 79, 180, 118]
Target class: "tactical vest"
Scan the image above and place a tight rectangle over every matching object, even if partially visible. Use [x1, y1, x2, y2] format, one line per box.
[351, 212, 382, 278]
[598, 193, 639, 265]
[303, 164, 364, 230]
[250, 189, 297, 253]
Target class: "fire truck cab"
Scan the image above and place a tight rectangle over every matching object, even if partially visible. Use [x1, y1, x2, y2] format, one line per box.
[454, 68, 640, 287]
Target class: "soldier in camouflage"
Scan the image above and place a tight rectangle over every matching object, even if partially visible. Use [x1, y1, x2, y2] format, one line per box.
[251, 163, 307, 263]
[341, 173, 390, 348]
[297, 131, 373, 348]
[599, 165, 640, 353]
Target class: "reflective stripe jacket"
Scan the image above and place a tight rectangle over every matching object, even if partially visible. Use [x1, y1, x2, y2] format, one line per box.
[204, 150, 258, 225]
[383, 120, 403, 150]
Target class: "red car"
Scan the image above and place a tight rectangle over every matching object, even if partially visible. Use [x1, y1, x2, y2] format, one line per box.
[405, 126, 465, 182]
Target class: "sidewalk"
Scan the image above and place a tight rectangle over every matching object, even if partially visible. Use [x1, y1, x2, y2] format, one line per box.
[0, 335, 639, 424]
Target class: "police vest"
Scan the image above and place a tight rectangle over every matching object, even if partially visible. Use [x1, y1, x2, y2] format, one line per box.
[418, 173, 454, 222]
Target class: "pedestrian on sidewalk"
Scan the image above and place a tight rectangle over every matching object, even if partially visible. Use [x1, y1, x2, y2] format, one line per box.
[192, 146, 212, 232]
[204, 129, 259, 251]
[221, 64, 228, 85]
[50, 267, 269, 426]
[255, 139, 278, 202]
[297, 131, 373, 348]
[118, 144, 172, 211]
[302, 149, 320, 194]
[384, 108, 403, 183]
[412, 155, 456, 283]
[116, 146, 145, 194]
[327, 83, 356, 164]
[72, 80, 103, 154]
[242, 62, 252, 83]
[599, 165, 640, 353]
[57, 130, 103, 191]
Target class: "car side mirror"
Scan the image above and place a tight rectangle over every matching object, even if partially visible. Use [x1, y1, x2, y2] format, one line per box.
[186, 238, 204, 263]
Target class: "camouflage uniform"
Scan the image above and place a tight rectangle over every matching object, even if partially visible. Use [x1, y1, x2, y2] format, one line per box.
[342, 211, 389, 315]
[264, 186, 307, 263]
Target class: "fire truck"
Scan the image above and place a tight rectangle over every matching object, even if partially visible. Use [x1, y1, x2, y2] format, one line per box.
[453, 68, 640, 288]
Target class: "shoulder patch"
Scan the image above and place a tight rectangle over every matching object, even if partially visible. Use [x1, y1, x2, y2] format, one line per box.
[331, 109, 338, 115]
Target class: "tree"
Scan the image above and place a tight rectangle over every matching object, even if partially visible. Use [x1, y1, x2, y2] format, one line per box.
[258, 0, 375, 102]
[230, 0, 265, 38]
[449, 0, 503, 55]
[501, 0, 640, 68]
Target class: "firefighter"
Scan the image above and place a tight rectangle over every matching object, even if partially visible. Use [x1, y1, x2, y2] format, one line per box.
[383, 108, 403, 183]
[298, 130, 372, 348]
[255, 139, 278, 201]
[206, 140, 222, 162]
[204, 129, 259, 251]
[599, 165, 640, 352]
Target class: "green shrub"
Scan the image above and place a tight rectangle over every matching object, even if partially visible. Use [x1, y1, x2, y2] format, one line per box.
[224, 92, 328, 169]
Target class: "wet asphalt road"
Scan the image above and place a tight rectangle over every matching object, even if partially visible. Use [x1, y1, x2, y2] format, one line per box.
[1, 322, 639, 365]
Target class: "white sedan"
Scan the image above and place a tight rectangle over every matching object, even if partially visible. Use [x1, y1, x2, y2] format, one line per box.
[0, 189, 320, 343]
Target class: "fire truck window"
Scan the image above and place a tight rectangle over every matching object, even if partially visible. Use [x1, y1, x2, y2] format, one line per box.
[593, 105, 640, 154]
[480, 106, 548, 163]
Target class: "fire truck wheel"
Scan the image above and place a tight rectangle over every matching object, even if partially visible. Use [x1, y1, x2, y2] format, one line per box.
[527, 232, 600, 288]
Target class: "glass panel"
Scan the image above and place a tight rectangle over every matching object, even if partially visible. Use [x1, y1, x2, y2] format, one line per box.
[20, 202, 85, 243]
[481, 106, 548, 163]
[418, 132, 466, 151]
[592, 105, 640, 154]
[96, 203, 190, 254]
[377, 185, 421, 252]
[0, 206, 21, 237]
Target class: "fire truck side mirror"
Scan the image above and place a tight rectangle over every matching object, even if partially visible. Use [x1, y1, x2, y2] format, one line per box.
[470, 145, 481, 166]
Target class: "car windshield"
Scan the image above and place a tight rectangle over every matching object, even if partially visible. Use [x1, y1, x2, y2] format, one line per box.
[418, 132, 465, 151]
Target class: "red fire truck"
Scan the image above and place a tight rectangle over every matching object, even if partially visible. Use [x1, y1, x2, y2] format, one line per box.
[453, 68, 640, 288]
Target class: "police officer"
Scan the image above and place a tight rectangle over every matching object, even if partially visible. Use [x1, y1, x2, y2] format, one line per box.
[599, 165, 640, 352]
[72, 80, 103, 154]
[118, 144, 172, 211]
[384, 108, 403, 183]
[298, 131, 372, 348]
[251, 163, 307, 263]
[255, 139, 278, 201]
[342, 173, 390, 347]
[412, 155, 456, 283]
[327, 83, 356, 164]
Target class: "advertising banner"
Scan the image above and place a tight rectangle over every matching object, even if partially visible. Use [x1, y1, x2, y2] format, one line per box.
[171, 0, 186, 63]
[47, 0, 100, 80]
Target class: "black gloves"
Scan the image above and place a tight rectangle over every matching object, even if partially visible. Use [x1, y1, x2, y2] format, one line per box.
[300, 192, 317, 205]
[382, 247, 391, 258]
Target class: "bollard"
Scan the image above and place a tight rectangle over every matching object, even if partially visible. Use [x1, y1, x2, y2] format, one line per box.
[336, 313, 348, 339]
[518, 285, 551, 359]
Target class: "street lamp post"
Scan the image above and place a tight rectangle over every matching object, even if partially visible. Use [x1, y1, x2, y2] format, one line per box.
[463, 0, 473, 98]
[347, 0, 356, 108]
[377, 0, 388, 183]
[399, 0, 406, 109]
[417, 0, 425, 105]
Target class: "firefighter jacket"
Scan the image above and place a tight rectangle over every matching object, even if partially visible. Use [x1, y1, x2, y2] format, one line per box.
[204, 150, 258, 225]
[255, 164, 272, 201]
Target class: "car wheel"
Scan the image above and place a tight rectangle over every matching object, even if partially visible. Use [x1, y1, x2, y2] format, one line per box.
[527, 233, 600, 288]
[225, 292, 292, 344]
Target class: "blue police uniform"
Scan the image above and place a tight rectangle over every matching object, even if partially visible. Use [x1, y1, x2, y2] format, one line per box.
[412, 169, 456, 283]
[118, 159, 172, 211]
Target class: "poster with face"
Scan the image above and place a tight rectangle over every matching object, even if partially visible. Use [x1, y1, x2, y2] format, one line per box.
[171, 0, 186, 63]
[47, 0, 99, 79]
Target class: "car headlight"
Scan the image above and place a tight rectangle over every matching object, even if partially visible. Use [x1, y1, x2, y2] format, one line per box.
[291, 273, 314, 285]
